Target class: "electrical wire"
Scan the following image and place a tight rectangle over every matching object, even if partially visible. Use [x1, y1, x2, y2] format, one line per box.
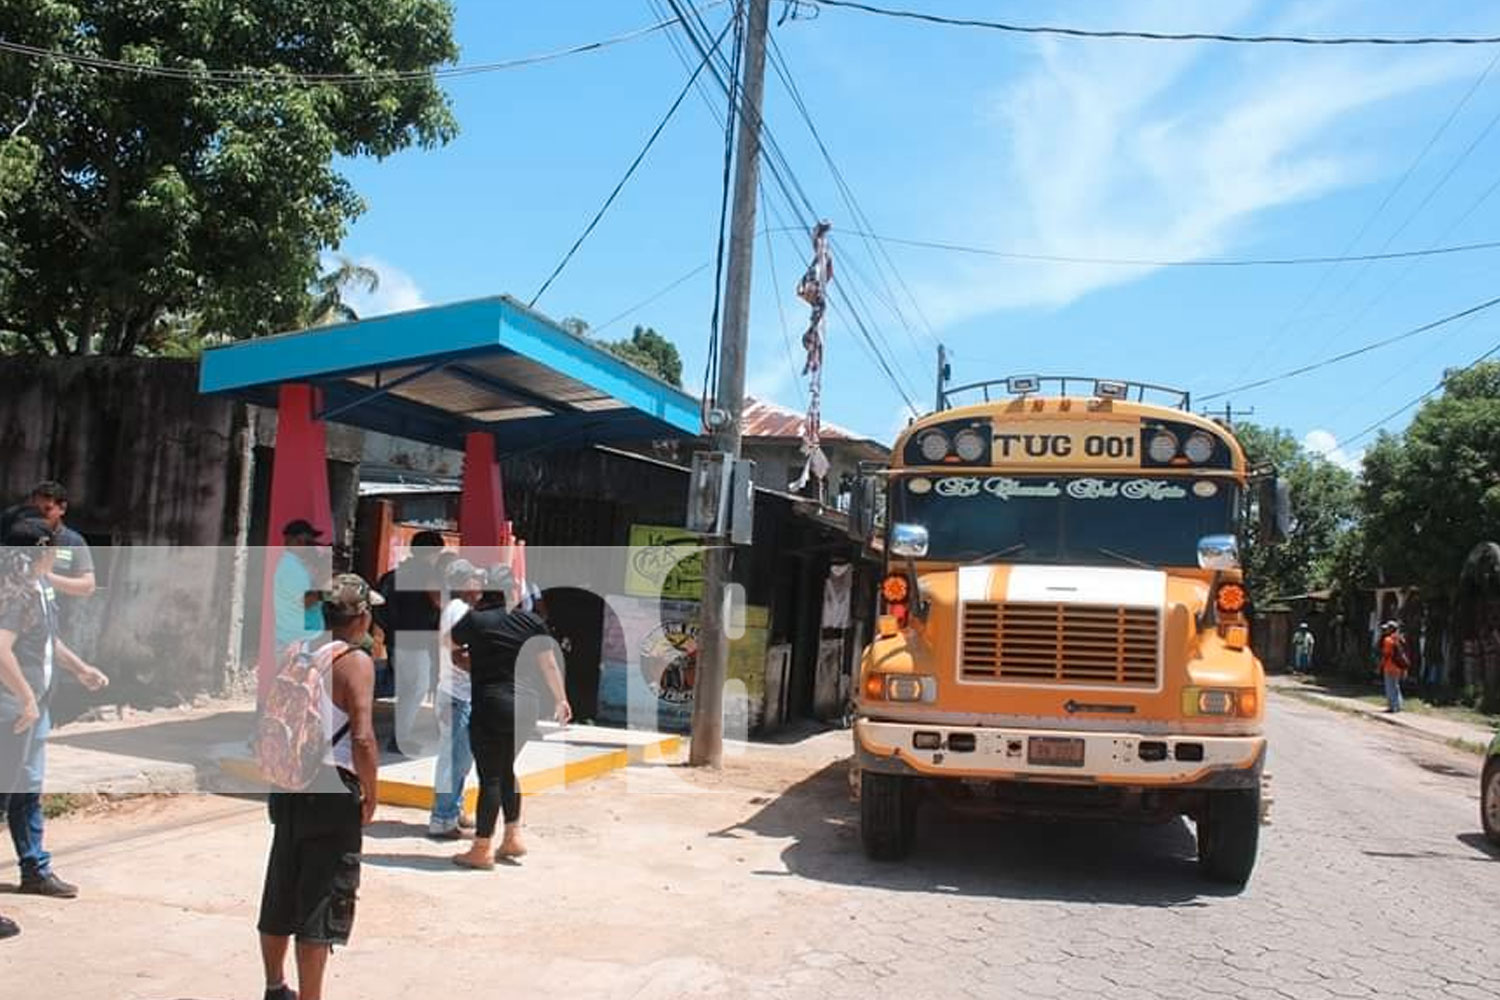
[761, 188, 808, 408]
[528, 15, 734, 309]
[1199, 293, 1500, 401]
[805, 1, 1500, 46]
[801, 230, 1500, 267]
[591, 260, 715, 337]
[664, 0, 925, 414]
[1318, 337, 1500, 453]
[0, 8, 728, 86]
[1239, 50, 1500, 378]
[699, 3, 745, 414]
[765, 31, 939, 352]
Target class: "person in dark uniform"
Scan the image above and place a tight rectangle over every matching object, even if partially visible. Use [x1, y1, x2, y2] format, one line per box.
[450, 567, 571, 869]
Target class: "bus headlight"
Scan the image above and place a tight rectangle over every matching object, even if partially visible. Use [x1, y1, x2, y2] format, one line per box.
[1182, 687, 1259, 718]
[1147, 430, 1179, 463]
[865, 674, 937, 702]
[953, 428, 987, 462]
[1183, 431, 1215, 464]
[918, 430, 951, 462]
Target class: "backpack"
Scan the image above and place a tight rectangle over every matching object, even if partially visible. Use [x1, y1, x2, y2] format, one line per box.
[255, 639, 351, 791]
[1392, 636, 1412, 672]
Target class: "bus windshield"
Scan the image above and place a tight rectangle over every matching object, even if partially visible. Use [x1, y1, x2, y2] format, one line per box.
[890, 473, 1238, 568]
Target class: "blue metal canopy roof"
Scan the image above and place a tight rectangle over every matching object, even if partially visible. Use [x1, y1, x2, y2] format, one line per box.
[199, 295, 701, 451]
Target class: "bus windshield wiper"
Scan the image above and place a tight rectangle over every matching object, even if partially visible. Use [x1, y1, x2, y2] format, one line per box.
[1095, 546, 1153, 569]
[970, 542, 1027, 563]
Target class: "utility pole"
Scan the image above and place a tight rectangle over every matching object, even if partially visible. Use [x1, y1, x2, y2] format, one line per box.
[1204, 402, 1255, 428]
[691, 0, 770, 767]
[934, 343, 949, 412]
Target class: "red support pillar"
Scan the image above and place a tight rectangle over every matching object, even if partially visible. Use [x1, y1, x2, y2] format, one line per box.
[459, 430, 506, 555]
[258, 383, 333, 701]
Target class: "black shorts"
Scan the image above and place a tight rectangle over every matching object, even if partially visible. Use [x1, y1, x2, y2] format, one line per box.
[257, 771, 363, 946]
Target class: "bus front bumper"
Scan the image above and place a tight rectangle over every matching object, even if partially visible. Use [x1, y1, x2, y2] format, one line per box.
[855, 719, 1265, 790]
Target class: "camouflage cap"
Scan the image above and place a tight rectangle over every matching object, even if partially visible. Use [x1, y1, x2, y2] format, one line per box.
[323, 573, 385, 614]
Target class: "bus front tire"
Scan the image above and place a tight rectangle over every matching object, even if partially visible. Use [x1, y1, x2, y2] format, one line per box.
[1197, 787, 1260, 887]
[861, 771, 917, 861]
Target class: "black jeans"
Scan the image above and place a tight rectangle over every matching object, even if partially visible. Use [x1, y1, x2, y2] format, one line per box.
[468, 687, 536, 837]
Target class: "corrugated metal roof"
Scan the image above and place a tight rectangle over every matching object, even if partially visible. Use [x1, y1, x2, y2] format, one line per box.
[740, 397, 872, 443]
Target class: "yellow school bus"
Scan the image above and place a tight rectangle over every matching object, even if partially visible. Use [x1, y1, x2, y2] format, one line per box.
[850, 376, 1276, 886]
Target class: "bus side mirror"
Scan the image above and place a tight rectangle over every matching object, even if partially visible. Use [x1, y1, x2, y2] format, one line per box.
[1257, 475, 1295, 543]
[847, 467, 884, 543]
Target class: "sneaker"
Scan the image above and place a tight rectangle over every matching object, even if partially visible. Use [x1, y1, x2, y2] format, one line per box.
[0, 914, 18, 940]
[264, 986, 297, 1000]
[19, 872, 78, 899]
[427, 820, 462, 840]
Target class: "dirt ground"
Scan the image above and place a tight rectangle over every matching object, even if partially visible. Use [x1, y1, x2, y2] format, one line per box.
[2, 730, 856, 1000]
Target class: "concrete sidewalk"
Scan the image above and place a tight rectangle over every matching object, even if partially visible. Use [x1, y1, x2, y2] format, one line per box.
[41, 696, 680, 803]
[1269, 674, 1498, 754]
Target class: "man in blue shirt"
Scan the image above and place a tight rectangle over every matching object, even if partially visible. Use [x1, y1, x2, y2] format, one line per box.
[274, 520, 327, 650]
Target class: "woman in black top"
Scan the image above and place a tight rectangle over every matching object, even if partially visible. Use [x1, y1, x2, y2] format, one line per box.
[450, 570, 571, 869]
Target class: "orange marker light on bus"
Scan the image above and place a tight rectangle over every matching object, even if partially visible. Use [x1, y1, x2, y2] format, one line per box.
[881, 573, 910, 603]
[1215, 583, 1248, 615]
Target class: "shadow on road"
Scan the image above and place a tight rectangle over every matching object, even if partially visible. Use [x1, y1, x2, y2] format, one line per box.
[360, 851, 465, 873]
[720, 761, 1240, 906]
[1456, 833, 1500, 860]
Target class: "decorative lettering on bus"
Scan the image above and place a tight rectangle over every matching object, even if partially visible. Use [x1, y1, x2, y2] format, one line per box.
[928, 477, 1189, 501]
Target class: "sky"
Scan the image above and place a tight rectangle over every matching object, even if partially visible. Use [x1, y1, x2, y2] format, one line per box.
[333, 0, 1500, 470]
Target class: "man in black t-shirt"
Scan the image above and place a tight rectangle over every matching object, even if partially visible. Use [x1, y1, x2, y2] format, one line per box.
[375, 531, 445, 755]
[0, 482, 95, 601]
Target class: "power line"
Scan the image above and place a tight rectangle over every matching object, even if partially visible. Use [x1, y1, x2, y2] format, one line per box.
[806, 0, 1500, 46]
[1239, 50, 1500, 379]
[764, 32, 939, 351]
[761, 187, 807, 408]
[528, 15, 734, 308]
[591, 261, 714, 336]
[1320, 337, 1500, 453]
[0, 7, 726, 87]
[698, 2, 744, 413]
[1279, 160, 1500, 375]
[1199, 293, 1500, 401]
[664, 0, 925, 413]
[811, 230, 1500, 267]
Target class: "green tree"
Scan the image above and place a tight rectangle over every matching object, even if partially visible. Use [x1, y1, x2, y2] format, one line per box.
[0, 1, 458, 357]
[600, 325, 684, 387]
[307, 256, 380, 327]
[1233, 422, 1358, 608]
[1358, 362, 1500, 605]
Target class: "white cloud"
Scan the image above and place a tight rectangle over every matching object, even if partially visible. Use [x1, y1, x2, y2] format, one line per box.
[1304, 428, 1363, 472]
[915, 2, 1483, 326]
[336, 256, 429, 318]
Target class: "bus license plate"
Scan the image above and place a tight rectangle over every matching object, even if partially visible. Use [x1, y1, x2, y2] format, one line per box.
[1028, 736, 1086, 767]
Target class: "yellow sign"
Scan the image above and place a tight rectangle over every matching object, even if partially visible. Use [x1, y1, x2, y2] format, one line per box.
[991, 421, 1138, 466]
[625, 524, 705, 600]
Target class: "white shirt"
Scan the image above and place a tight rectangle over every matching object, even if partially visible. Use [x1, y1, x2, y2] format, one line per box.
[38, 582, 54, 693]
[436, 597, 472, 703]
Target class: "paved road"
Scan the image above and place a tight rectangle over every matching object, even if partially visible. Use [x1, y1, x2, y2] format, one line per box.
[5, 693, 1498, 999]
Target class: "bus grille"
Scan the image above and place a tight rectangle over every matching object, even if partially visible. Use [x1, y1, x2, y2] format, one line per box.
[960, 602, 1160, 686]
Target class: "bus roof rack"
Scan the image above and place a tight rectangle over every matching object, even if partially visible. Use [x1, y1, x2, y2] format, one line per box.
[940, 375, 1191, 413]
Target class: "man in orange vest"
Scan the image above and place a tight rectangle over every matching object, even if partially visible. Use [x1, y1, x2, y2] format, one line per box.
[1377, 621, 1409, 713]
